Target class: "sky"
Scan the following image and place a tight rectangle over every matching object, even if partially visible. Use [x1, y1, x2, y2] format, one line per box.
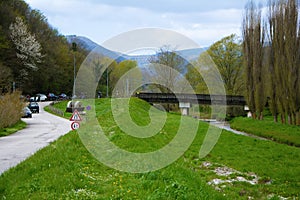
[23, 0, 262, 48]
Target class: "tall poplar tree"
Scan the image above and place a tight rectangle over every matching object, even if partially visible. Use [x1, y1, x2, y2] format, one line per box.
[242, 1, 265, 119]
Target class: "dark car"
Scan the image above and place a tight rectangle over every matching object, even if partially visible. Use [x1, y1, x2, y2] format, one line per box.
[59, 93, 68, 100]
[22, 107, 32, 118]
[28, 102, 39, 113]
[48, 93, 58, 101]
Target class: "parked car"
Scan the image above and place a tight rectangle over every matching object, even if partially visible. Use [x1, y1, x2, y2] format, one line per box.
[22, 107, 32, 118]
[59, 93, 68, 100]
[30, 93, 47, 102]
[28, 102, 39, 113]
[48, 93, 58, 101]
[37, 93, 47, 101]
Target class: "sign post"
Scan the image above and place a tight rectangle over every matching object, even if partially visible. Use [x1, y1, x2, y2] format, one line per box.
[71, 121, 80, 130]
[70, 109, 82, 130]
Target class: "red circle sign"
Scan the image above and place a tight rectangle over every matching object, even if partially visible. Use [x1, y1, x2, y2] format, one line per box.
[71, 121, 80, 130]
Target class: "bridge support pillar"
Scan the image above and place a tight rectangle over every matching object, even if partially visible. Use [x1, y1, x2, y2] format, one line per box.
[179, 102, 191, 116]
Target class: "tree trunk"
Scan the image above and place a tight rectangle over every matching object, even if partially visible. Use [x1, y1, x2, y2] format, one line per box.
[297, 112, 300, 126]
[281, 114, 286, 124]
[273, 114, 278, 123]
[288, 114, 291, 125]
[252, 112, 257, 120]
[259, 112, 263, 120]
[292, 113, 296, 125]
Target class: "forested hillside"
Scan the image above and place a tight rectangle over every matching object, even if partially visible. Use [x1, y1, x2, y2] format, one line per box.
[0, 0, 87, 95]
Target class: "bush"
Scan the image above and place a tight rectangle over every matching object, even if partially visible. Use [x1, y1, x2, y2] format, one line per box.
[0, 91, 25, 128]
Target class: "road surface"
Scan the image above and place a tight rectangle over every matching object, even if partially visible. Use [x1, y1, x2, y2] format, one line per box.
[0, 102, 71, 175]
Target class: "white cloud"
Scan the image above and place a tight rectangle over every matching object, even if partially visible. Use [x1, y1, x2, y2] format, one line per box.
[25, 0, 249, 47]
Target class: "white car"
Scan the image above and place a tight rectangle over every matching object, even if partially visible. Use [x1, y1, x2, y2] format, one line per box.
[30, 93, 47, 102]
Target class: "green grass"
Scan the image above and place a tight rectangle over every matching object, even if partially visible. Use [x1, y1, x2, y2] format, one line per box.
[0, 98, 299, 199]
[230, 117, 300, 147]
[44, 101, 72, 119]
[0, 120, 27, 137]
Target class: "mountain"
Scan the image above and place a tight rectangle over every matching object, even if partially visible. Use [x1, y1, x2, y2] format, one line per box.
[176, 48, 208, 61]
[65, 35, 208, 66]
[66, 35, 125, 62]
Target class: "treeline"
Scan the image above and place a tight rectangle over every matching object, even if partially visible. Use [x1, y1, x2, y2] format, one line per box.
[0, 0, 87, 95]
[243, 0, 300, 125]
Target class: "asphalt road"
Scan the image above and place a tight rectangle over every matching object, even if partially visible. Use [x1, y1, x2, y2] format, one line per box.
[0, 102, 71, 175]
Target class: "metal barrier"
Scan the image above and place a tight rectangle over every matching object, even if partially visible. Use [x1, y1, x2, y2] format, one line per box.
[48, 104, 64, 117]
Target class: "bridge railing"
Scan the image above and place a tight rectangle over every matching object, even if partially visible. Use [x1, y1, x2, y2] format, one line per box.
[135, 92, 246, 106]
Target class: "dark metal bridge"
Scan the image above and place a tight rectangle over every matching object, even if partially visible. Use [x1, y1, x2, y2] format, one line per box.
[135, 92, 246, 106]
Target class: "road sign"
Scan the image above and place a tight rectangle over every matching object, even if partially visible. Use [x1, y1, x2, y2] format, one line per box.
[71, 121, 80, 130]
[70, 109, 82, 121]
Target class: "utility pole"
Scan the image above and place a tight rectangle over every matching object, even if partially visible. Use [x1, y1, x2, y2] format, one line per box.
[72, 42, 77, 99]
[106, 69, 109, 97]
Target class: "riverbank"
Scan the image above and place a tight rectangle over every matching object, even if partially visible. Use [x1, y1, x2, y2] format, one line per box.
[230, 117, 300, 147]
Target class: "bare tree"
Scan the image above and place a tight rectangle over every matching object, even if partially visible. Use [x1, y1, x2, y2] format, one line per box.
[149, 46, 187, 93]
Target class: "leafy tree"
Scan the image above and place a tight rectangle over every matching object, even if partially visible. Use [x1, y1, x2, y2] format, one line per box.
[186, 35, 244, 96]
[207, 34, 244, 95]
[185, 63, 207, 94]
[109, 60, 139, 97]
[0, 0, 89, 95]
[0, 62, 13, 94]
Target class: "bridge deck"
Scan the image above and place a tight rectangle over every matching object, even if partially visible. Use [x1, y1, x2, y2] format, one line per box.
[135, 92, 246, 106]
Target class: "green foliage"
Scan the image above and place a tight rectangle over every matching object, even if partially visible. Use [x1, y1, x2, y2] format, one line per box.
[0, 91, 24, 128]
[230, 117, 300, 147]
[186, 35, 244, 96]
[0, 62, 13, 93]
[207, 34, 244, 95]
[0, 0, 88, 95]
[109, 60, 140, 96]
[185, 63, 208, 93]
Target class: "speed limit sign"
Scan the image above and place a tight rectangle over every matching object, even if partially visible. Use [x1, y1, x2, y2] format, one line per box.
[71, 121, 80, 130]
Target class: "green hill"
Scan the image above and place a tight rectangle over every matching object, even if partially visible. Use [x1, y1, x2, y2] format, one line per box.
[0, 98, 299, 199]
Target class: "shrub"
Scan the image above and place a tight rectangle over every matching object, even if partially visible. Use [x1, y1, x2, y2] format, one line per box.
[0, 91, 25, 128]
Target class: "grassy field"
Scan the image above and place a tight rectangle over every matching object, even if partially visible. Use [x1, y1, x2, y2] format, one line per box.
[0, 98, 299, 199]
[230, 117, 300, 147]
[0, 120, 27, 137]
